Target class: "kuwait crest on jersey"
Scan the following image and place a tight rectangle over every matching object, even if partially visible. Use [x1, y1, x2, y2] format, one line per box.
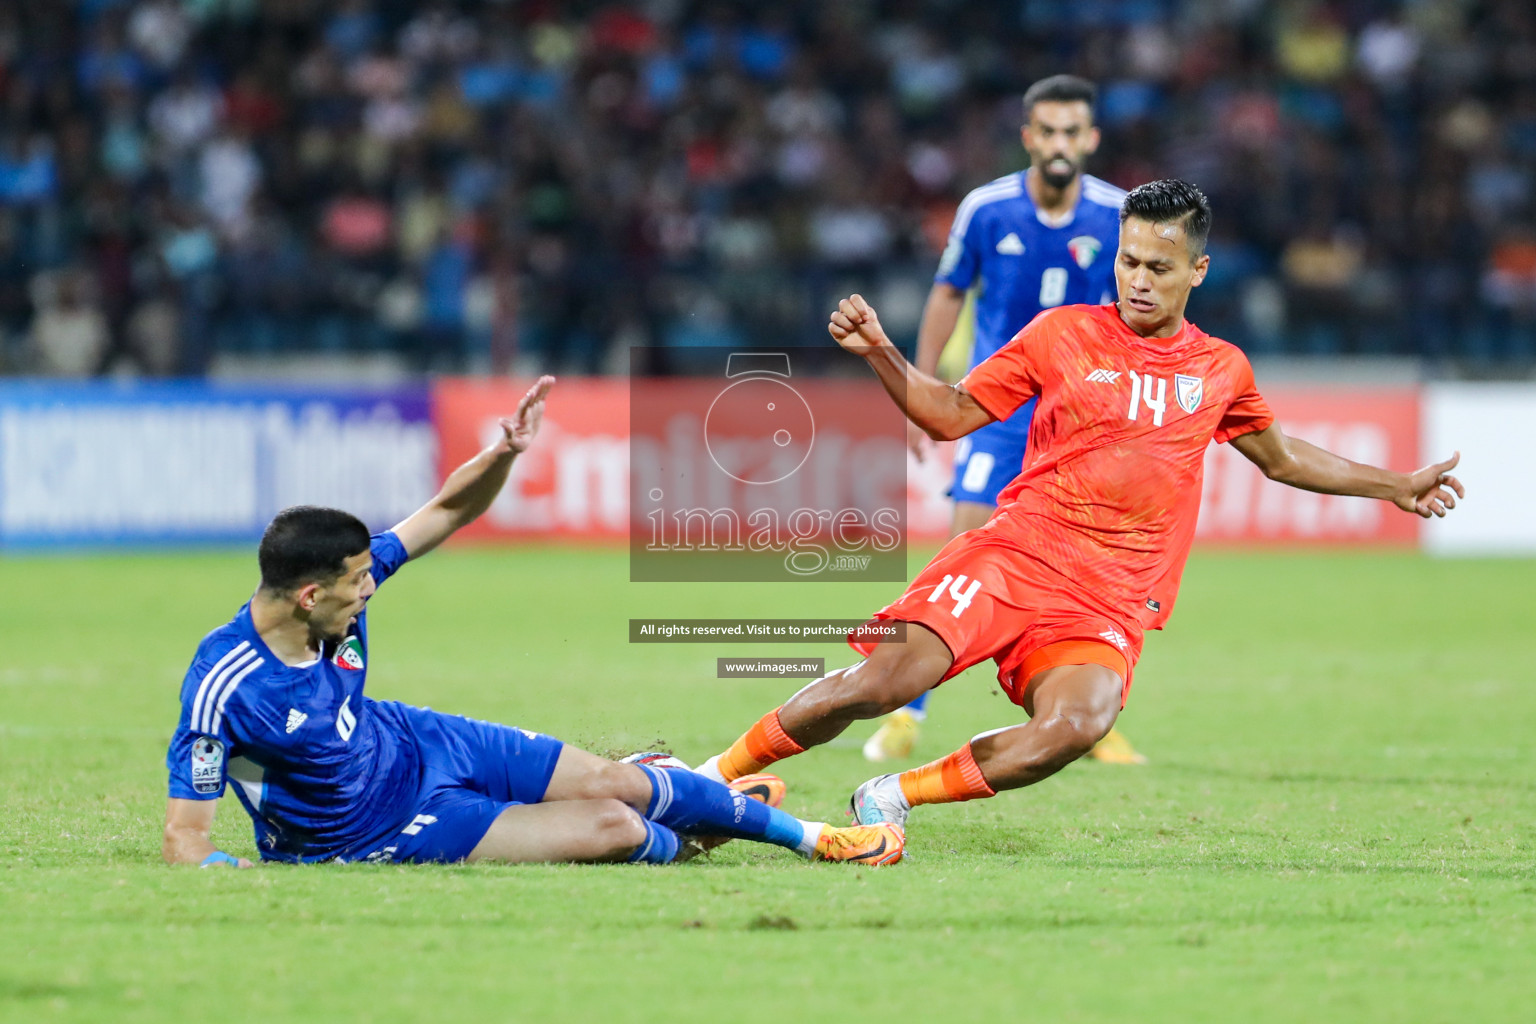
[1067, 235, 1102, 269]
[333, 636, 364, 671]
[1175, 374, 1204, 414]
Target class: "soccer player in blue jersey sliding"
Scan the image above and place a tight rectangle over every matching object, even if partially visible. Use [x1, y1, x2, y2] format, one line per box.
[162, 376, 903, 868]
[864, 74, 1145, 766]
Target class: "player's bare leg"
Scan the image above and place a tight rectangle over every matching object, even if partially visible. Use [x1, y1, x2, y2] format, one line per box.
[468, 799, 650, 863]
[972, 663, 1123, 787]
[950, 500, 993, 536]
[541, 746, 655, 808]
[529, 743, 903, 864]
[852, 662, 1123, 827]
[701, 624, 953, 782]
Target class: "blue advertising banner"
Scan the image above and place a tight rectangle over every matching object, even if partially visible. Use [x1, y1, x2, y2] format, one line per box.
[0, 381, 436, 550]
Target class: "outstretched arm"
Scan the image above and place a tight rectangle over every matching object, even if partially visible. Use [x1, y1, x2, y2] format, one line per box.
[163, 797, 252, 867]
[1230, 423, 1464, 518]
[392, 375, 556, 559]
[829, 294, 995, 442]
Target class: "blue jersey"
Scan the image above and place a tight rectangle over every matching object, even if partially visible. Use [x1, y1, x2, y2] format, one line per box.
[936, 172, 1125, 368]
[166, 532, 421, 862]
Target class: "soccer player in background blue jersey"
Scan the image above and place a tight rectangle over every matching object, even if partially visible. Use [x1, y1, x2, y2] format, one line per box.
[164, 377, 904, 868]
[863, 75, 1144, 766]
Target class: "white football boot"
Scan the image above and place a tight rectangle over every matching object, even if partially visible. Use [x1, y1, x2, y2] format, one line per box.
[849, 773, 911, 828]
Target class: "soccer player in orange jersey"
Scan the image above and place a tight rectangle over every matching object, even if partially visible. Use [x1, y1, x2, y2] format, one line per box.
[695, 180, 1464, 847]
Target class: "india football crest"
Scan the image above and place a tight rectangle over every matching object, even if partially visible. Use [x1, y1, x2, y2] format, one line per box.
[1175, 374, 1203, 414]
[333, 636, 364, 671]
[1067, 235, 1102, 269]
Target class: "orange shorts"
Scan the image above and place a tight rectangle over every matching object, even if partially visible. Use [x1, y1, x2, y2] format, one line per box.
[848, 526, 1141, 707]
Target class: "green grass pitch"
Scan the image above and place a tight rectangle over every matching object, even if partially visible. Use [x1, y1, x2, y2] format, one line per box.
[2, 544, 1532, 1023]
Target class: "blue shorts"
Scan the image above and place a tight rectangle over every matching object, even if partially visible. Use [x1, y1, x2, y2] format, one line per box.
[359, 704, 565, 864]
[949, 398, 1035, 506]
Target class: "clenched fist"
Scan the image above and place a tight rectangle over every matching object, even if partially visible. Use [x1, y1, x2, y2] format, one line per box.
[828, 294, 892, 355]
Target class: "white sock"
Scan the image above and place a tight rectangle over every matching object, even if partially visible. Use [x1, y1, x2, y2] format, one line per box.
[695, 754, 727, 783]
[795, 819, 823, 858]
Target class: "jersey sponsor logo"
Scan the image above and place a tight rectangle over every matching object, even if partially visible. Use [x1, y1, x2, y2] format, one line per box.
[995, 232, 1025, 255]
[332, 636, 364, 671]
[1175, 374, 1204, 414]
[1085, 368, 1122, 384]
[191, 736, 225, 794]
[1098, 628, 1129, 650]
[285, 709, 307, 734]
[1067, 235, 1102, 269]
[336, 695, 357, 742]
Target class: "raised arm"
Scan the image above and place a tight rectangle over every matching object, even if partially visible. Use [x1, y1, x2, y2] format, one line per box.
[163, 797, 252, 867]
[391, 375, 556, 559]
[904, 282, 968, 460]
[829, 294, 995, 442]
[1229, 422, 1464, 518]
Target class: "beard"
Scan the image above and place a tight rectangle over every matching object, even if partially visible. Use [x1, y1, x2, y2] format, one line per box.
[1037, 157, 1080, 190]
[310, 616, 353, 647]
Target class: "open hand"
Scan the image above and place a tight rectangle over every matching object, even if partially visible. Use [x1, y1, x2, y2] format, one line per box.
[1397, 451, 1464, 518]
[828, 294, 891, 355]
[500, 375, 556, 454]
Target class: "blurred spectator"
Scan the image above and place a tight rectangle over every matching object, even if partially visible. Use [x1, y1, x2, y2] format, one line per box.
[127, 0, 192, 74]
[124, 287, 181, 375]
[29, 269, 108, 375]
[2, 0, 1536, 376]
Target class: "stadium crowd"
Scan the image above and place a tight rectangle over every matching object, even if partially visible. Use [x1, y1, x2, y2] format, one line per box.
[1, 0, 1534, 376]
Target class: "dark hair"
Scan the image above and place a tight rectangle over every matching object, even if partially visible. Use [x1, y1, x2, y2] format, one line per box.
[1119, 178, 1213, 258]
[1023, 75, 1097, 120]
[258, 506, 370, 593]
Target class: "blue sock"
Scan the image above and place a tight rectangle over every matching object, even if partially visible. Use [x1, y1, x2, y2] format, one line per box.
[625, 818, 680, 864]
[905, 691, 929, 717]
[638, 765, 814, 854]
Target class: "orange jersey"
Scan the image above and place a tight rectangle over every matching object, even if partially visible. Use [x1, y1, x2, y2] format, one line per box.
[960, 303, 1273, 630]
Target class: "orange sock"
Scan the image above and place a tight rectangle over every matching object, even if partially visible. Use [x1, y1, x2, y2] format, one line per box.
[898, 743, 996, 807]
[716, 708, 805, 781]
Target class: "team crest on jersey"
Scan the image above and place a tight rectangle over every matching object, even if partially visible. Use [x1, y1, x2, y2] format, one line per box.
[1175, 374, 1204, 414]
[191, 736, 225, 794]
[333, 636, 364, 671]
[1067, 235, 1102, 269]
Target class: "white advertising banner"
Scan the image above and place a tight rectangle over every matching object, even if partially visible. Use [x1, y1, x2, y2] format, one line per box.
[1422, 384, 1536, 555]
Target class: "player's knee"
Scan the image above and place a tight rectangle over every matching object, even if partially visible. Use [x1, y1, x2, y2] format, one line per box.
[592, 799, 648, 851]
[1036, 690, 1117, 754]
[569, 761, 649, 806]
[1049, 709, 1114, 758]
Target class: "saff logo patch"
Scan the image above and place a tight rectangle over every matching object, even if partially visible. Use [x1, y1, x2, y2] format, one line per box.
[333, 636, 364, 671]
[1175, 374, 1203, 414]
[1068, 235, 1102, 269]
[191, 736, 225, 794]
